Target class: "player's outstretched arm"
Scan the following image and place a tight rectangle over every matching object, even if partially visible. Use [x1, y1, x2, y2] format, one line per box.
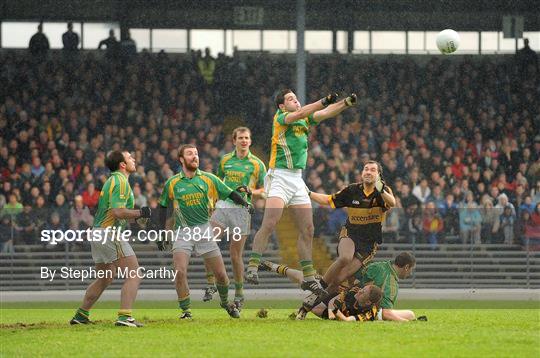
[308, 191, 333, 207]
[110, 207, 151, 220]
[313, 94, 357, 123]
[283, 93, 338, 124]
[335, 310, 356, 322]
[382, 309, 415, 321]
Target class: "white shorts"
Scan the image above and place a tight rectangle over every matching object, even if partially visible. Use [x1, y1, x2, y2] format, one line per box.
[172, 223, 221, 259]
[90, 228, 135, 264]
[211, 200, 250, 236]
[265, 168, 311, 206]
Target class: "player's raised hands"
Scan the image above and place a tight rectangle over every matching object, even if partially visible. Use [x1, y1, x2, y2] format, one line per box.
[321, 93, 339, 107]
[344, 93, 357, 106]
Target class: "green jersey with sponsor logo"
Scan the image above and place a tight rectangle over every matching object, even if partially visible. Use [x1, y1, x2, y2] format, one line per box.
[268, 109, 317, 170]
[217, 150, 266, 205]
[93, 171, 134, 229]
[159, 169, 233, 228]
[355, 260, 399, 309]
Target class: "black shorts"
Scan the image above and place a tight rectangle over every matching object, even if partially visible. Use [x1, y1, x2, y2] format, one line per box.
[337, 227, 378, 264]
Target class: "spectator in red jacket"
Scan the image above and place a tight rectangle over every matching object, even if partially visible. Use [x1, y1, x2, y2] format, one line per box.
[81, 183, 100, 211]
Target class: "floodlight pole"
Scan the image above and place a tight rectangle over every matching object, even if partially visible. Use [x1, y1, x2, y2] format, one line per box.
[296, 0, 306, 104]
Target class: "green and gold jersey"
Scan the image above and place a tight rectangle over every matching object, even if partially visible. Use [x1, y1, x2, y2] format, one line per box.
[355, 261, 399, 309]
[93, 171, 134, 229]
[268, 109, 317, 170]
[159, 169, 233, 228]
[217, 150, 266, 205]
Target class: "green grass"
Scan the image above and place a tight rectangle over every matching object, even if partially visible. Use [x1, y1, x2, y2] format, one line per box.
[1, 301, 539, 357]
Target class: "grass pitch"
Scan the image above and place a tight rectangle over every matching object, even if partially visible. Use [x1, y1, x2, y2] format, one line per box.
[1, 301, 539, 357]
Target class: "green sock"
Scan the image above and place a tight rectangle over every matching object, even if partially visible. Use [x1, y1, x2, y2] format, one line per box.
[248, 253, 262, 270]
[234, 281, 244, 298]
[74, 307, 90, 320]
[216, 283, 229, 306]
[178, 296, 191, 312]
[206, 271, 216, 287]
[117, 309, 132, 321]
[300, 260, 316, 280]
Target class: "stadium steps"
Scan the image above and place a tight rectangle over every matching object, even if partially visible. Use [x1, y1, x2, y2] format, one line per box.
[273, 211, 334, 274]
[1, 244, 539, 290]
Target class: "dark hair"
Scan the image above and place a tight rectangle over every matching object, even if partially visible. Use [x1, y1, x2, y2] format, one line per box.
[394, 252, 416, 268]
[178, 144, 197, 159]
[105, 150, 126, 172]
[367, 285, 383, 306]
[364, 160, 383, 176]
[274, 88, 293, 108]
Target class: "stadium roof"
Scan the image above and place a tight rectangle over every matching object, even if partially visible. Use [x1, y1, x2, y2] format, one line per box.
[2, 0, 539, 31]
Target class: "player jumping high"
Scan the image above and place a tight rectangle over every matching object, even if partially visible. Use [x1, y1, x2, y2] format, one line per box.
[246, 89, 357, 297]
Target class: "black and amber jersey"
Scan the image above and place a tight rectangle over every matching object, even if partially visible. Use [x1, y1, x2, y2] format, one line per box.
[329, 183, 389, 244]
[332, 286, 379, 321]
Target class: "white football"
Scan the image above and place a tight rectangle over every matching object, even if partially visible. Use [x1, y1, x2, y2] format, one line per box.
[436, 29, 460, 54]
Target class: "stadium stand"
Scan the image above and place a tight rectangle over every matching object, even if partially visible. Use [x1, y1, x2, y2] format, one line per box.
[0, 49, 539, 290]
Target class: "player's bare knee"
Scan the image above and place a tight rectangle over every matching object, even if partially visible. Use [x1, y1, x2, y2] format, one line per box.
[214, 270, 229, 285]
[260, 221, 277, 235]
[175, 266, 188, 281]
[230, 248, 242, 263]
[299, 223, 314, 240]
[98, 276, 114, 288]
[337, 255, 353, 267]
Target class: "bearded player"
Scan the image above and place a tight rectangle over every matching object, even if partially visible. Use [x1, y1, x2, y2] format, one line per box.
[157, 144, 253, 319]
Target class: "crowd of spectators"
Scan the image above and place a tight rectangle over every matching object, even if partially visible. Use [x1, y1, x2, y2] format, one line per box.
[0, 43, 538, 252]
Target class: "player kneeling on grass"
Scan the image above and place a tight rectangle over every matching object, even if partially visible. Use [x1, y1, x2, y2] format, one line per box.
[70, 150, 152, 327]
[202, 127, 267, 308]
[311, 284, 382, 322]
[261, 251, 420, 321]
[156, 144, 254, 319]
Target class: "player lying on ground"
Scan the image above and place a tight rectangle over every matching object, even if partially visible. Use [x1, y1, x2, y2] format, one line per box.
[260, 251, 418, 321]
[310, 284, 382, 322]
[246, 89, 357, 298]
[203, 127, 267, 308]
[156, 144, 254, 319]
[71, 150, 152, 327]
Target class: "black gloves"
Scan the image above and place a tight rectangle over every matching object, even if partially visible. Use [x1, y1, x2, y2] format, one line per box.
[321, 93, 339, 107]
[236, 185, 252, 197]
[344, 93, 357, 106]
[139, 206, 152, 218]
